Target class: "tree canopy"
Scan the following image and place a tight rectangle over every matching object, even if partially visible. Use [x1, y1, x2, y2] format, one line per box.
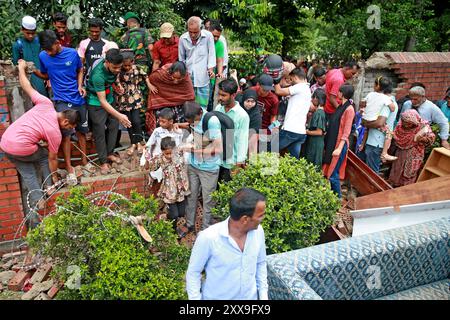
[1, 0, 448, 61]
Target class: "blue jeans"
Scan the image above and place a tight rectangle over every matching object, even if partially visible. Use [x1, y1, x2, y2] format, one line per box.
[365, 144, 382, 174]
[329, 142, 348, 198]
[5, 146, 52, 207]
[278, 130, 307, 159]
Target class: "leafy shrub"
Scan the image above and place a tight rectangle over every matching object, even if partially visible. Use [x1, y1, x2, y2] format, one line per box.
[212, 153, 340, 254]
[27, 187, 190, 300]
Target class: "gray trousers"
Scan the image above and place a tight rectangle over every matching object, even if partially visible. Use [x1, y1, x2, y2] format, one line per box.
[5, 146, 51, 207]
[185, 165, 219, 230]
[87, 105, 119, 164]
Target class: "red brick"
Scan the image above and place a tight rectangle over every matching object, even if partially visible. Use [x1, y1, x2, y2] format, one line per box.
[0, 205, 22, 215]
[0, 88, 5, 96]
[0, 213, 12, 220]
[0, 176, 19, 184]
[0, 227, 16, 235]
[0, 191, 21, 200]
[0, 219, 23, 228]
[8, 270, 34, 291]
[0, 185, 6, 192]
[6, 183, 20, 191]
[0, 199, 10, 207]
[47, 284, 61, 299]
[0, 97, 7, 105]
[4, 168, 17, 176]
[0, 161, 15, 169]
[29, 263, 52, 284]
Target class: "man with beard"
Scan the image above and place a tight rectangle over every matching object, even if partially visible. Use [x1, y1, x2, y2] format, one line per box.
[215, 78, 250, 182]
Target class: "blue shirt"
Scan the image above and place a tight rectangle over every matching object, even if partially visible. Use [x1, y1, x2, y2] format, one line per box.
[367, 99, 398, 149]
[402, 99, 449, 140]
[188, 113, 222, 172]
[186, 217, 268, 300]
[215, 102, 250, 169]
[39, 47, 85, 105]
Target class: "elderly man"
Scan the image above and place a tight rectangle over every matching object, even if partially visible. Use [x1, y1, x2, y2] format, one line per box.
[179, 16, 216, 110]
[401, 86, 450, 149]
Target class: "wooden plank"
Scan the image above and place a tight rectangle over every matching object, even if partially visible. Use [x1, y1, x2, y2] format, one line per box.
[355, 175, 450, 210]
[346, 150, 393, 196]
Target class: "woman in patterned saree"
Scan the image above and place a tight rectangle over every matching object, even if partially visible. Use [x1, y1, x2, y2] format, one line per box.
[389, 109, 435, 187]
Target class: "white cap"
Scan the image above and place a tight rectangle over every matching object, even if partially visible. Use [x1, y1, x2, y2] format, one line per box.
[239, 78, 247, 84]
[22, 16, 37, 30]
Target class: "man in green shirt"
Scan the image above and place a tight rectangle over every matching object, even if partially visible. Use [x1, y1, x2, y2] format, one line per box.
[120, 12, 154, 73]
[215, 79, 249, 183]
[86, 48, 131, 174]
[207, 19, 226, 111]
[12, 16, 47, 96]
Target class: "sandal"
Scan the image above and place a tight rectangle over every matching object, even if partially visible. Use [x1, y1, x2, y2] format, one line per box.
[381, 154, 398, 163]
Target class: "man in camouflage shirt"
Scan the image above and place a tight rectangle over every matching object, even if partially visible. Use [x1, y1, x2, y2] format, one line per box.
[121, 12, 154, 73]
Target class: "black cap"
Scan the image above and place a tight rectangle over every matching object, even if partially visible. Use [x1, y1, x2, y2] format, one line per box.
[258, 74, 274, 92]
[243, 89, 258, 102]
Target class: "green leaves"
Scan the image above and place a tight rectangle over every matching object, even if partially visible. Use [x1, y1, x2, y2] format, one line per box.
[212, 153, 341, 254]
[27, 187, 190, 300]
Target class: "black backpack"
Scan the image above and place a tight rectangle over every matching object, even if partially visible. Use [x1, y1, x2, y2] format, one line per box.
[202, 111, 234, 161]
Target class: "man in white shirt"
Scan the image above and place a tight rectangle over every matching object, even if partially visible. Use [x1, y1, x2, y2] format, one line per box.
[274, 68, 311, 159]
[179, 16, 216, 109]
[186, 187, 268, 300]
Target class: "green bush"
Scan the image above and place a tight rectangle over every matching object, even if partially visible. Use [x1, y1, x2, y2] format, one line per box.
[27, 187, 190, 300]
[212, 153, 340, 254]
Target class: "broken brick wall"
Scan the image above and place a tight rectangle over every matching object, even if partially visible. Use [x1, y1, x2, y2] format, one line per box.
[0, 74, 27, 244]
[360, 52, 450, 104]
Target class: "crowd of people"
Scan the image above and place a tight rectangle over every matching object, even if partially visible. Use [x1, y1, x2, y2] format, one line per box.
[2, 10, 450, 301]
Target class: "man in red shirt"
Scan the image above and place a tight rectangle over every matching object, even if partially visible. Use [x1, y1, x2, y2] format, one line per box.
[0, 60, 79, 214]
[251, 74, 279, 130]
[151, 22, 179, 72]
[324, 61, 359, 116]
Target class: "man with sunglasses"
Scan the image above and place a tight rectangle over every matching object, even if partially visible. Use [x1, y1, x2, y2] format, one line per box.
[12, 16, 48, 97]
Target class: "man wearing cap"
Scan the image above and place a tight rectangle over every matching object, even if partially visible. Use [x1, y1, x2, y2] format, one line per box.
[179, 16, 216, 110]
[120, 12, 154, 73]
[151, 22, 179, 72]
[12, 16, 48, 97]
[251, 74, 279, 131]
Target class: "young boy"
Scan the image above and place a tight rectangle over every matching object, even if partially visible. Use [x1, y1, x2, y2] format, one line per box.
[359, 76, 398, 162]
[146, 137, 190, 237]
[140, 108, 183, 180]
